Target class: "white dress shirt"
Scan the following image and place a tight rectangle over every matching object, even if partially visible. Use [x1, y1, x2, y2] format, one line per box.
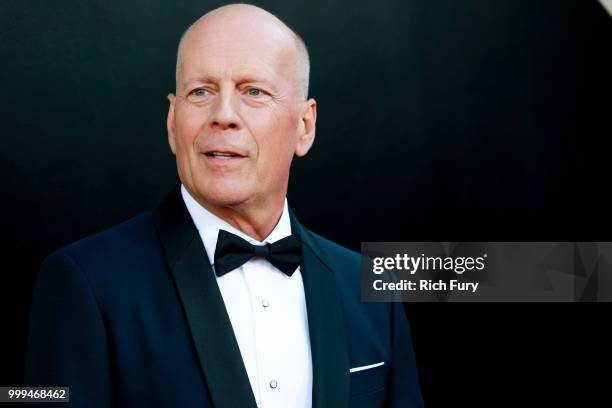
[181, 185, 313, 408]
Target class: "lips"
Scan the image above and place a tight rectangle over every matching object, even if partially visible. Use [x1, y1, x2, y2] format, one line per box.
[204, 150, 247, 159]
[203, 149, 248, 166]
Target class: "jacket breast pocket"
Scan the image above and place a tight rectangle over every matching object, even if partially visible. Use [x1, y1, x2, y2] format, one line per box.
[349, 362, 388, 407]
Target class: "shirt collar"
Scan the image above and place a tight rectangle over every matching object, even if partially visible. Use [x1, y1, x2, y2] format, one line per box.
[180, 184, 292, 266]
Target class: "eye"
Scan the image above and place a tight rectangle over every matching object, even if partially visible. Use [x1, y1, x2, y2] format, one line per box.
[246, 88, 264, 97]
[190, 88, 208, 97]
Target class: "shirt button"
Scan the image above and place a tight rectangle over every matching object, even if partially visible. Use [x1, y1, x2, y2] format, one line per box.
[262, 299, 270, 308]
[269, 380, 278, 389]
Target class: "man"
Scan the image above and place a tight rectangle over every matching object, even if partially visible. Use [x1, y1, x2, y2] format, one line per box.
[26, 4, 423, 407]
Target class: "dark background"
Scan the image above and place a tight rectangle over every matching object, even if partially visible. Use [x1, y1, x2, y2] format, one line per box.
[2, 0, 611, 405]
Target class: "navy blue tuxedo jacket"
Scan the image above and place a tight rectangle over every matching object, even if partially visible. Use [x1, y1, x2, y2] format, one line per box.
[26, 186, 423, 407]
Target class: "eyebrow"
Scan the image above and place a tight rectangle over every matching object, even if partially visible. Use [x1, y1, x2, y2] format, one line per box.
[181, 75, 218, 88]
[181, 76, 278, 92]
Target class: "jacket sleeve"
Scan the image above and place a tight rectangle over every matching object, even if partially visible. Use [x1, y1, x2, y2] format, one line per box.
[388, 302, 424, 408]
[25, 251, 112, 407]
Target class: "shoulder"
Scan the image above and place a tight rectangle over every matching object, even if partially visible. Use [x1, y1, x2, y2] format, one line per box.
[306, 231, 361, 273]
[43, 212, 160, 275]
[303, 230, 363, 298]
[62, 212, 155, 255]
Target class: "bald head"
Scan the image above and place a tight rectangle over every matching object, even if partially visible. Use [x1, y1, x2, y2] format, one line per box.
[175, 4, 310, 100]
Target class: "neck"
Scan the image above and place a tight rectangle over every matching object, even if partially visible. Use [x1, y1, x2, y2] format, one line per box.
[192, 193, 286, 242]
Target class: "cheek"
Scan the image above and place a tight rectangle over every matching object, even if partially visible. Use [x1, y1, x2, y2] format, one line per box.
[175, 107, 206, 152]
[173, 108, 208, 184]
[253, 108, 299, 156]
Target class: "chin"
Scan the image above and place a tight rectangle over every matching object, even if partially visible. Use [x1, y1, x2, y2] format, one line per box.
[195, 179, 253, 208]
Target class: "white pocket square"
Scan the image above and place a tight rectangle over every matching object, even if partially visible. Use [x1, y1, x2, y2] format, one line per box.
[349, 361, 385, 373]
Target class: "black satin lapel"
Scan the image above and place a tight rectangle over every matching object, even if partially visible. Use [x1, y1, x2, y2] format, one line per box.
[154, 185, 257, 408]
[290, 210, 350, 408]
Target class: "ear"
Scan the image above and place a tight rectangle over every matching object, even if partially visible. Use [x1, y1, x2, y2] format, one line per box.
[295, 98, 317, 157]
[166, 93, 177, 155]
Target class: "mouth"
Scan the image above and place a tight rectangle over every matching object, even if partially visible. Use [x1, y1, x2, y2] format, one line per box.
[204, 151, 246, 159]
[203, 150, 248, 166]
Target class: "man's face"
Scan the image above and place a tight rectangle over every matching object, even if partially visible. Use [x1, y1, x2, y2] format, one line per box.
[167, 18, 315, 211]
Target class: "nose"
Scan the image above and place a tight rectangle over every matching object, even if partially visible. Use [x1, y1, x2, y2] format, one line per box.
[210, 90, 241, 131]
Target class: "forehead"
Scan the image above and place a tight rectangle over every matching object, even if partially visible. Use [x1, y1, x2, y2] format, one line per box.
[178, 18, 296, 86]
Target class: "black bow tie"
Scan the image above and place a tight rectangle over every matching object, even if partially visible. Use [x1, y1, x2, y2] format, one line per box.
[213, 229, 302, 277]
